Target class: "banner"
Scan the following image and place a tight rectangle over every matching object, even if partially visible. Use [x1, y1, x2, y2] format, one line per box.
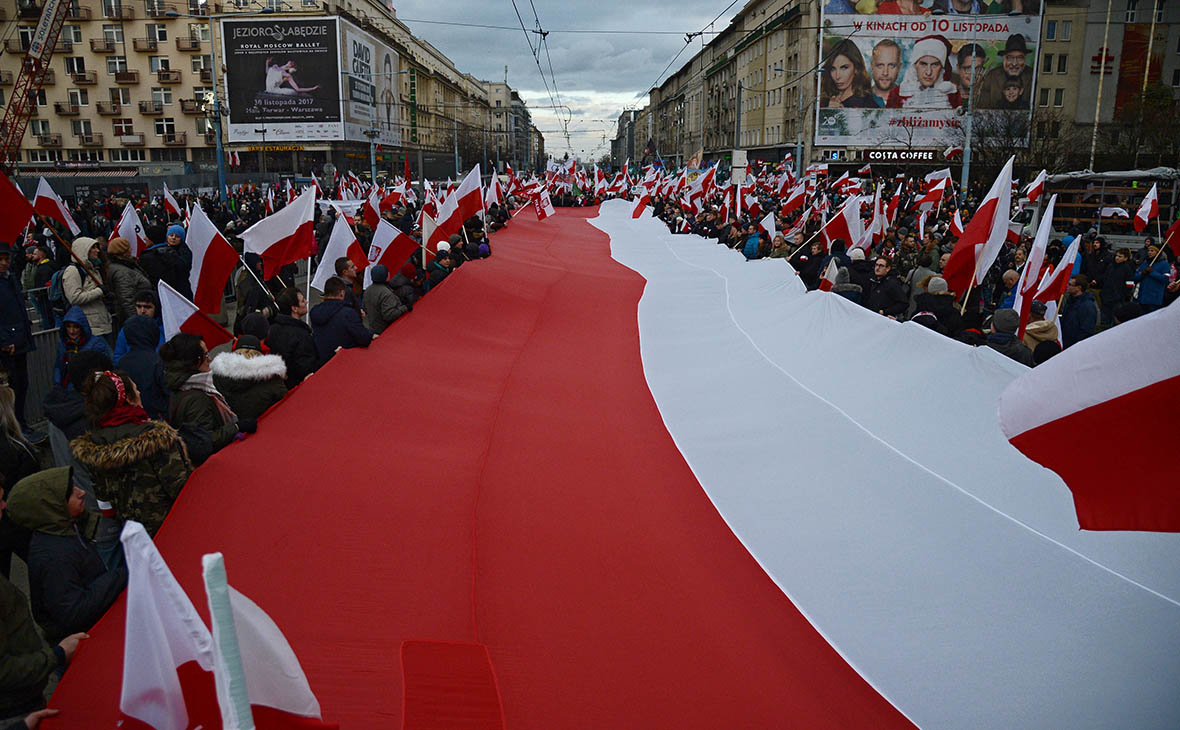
[341, 20, 401, 148]
[815, 9, 1043, 149]
[222, 17, 342, 142]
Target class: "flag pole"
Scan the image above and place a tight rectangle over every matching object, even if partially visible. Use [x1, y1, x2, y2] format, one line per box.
[237, 255, 278, 308]
[36, 214, 103, 288]
[304, 256, 311, 324]
[960, 259, 980, 316]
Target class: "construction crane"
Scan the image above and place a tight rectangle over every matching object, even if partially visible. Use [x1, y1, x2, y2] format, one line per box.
[0, 0, 73, 173]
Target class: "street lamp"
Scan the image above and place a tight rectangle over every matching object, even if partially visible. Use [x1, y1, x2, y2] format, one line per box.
[166, 6, 275, 203]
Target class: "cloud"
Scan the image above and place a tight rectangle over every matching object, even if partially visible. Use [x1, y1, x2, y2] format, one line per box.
[391, 0, 731, 158]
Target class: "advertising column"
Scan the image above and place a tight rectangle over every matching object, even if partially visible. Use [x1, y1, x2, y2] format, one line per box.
[222, 17, 343, 143]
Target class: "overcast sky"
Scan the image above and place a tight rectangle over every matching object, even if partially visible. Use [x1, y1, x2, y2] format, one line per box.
[393, 0, 736, 160]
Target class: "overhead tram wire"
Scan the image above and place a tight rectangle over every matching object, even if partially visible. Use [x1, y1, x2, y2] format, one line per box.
[642, 0, 742, 95]
[524, 0, 572, 150]
[508, 0, 570, 149]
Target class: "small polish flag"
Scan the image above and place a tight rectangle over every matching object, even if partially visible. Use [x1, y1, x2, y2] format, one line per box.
[534, 188, 556, 221]
[33, 178, 80, 235]
[162, 183, 181, 217]
[998, 301, 1180, 532]
[286, 179, 297, 205]
[817, 258, 839, 292]
[949, 209, 965, 237]
[361, 185, 382, 229]
[186, 203, 239, 315]
[485, 171, 503, 208]
[631, 190, 651, 219]
[1025, 169, 1048, 203]
[1014, 194, 1056, 339]
[240, 187, 317, 279]
[1163, 216, 1180, 258]
[924, 168, 952, 189]
[1133, 183, 1158, 233]
[159, 279, 232, 349]
[183, 202, 192, 228]
[363, 219, 420, 288]
[116, 201, 152, 257]
[265, 187, 275, 214]
[758, 211, 776, 239]
[781, 182, 806, 216]
[231, 150, 240, 167]
[311, 215, 367, 292]
[886, 183, 902, 225]
[943, 145, 963, 160]
[857, 164, 871, 175]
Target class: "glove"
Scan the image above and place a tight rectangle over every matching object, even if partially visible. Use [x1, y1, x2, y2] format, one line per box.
[237, 418, 257, 434]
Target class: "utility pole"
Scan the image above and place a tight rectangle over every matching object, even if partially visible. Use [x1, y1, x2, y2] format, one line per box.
[735, 80, 743, 150]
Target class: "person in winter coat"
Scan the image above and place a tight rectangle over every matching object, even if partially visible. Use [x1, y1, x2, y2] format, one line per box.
[112, 290, 164, 363]
[1021, 300, 1059, 351]
[61, 237, 112, 339]
[902, 253, 938, 318]
[985, 308, 1034, 366]
[115, 315, 169, 420]
[160, 334, 250, 455]
[210, 336, 287, 421]
[139, 225, 193, 300]
[831, 267, 862, 304]
[233, 254, 274, 336]
[791, 240, 826, 290]
[1133, 243, 1171, 311]
[362, 265, 409, 334]
[1060, 275, 1098, 348]
[266, 287, 317, 388]
[864, 257, 909, 318]
[0, 387, 37, 582]
[846, 248, 874, 293]
[910, 276, 963, 337]
[4, 467, 126, 644]
[53, 306, 113, 387]
[311, 277, 374, 367]
[70, 370, 192, 536]
[388, 266, 419, 306]
[104, 237, 151, 329]
[742, 228, 762, 260]
[426, 250, 453, 289]
[0, 244, 36, 436]
[1097, 247, 1135, 327]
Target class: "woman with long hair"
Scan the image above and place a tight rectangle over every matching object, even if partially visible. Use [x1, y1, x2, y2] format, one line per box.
[821, 39, 877, 108]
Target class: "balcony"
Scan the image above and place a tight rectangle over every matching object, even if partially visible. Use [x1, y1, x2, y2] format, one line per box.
[176, 36, 202, 51]
[53, 102, 80, 116]
[37, 133, 62, 147]
[120, 133, 145, 146]
[90, 38, 116, 52]
[18, 2, 39, 18]
[4, 39, 25, 54]
[203, 130, 216, 145]
[132, 37, 158, 52]
[78, 132, 104, 147]
[104, 4, 133, 19]
[114, 70, 139, 84]
[96, 101, 121, 115]
[138, 100, 164, 114]
[66, 5, 92, 19]
[161, 132, 186, 146]
[0, 71, 11, 85]
[71, 70, 97, 84]
[157, 69, 181, 84]
[145, 2, 176, 17]
[39, 69, 55, 85]
[180, 98, 203, 114]
[199, 67, 212, 83]
[186, 2, 221, 15]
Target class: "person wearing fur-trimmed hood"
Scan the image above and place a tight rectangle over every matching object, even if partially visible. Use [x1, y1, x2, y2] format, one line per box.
[210, 336, 288, 421]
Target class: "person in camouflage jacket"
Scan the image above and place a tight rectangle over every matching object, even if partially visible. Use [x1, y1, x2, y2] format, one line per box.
[69, 371, 191, 537]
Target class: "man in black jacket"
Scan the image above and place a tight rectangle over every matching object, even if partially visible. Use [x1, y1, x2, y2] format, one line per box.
[266, 287, 318, 388]
[309, 277, 374, 367]
[0, 244, 37, 440]
[864, 256, 908, 319]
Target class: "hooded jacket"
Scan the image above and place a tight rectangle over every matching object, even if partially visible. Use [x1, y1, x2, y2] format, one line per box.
[116, 315, 170, 420]
[70, 421, 192, 536]
[1021, 319, 1059, 350]
[163, 364, 240, 452]
[831, 267, 862, 304]
[139, 241, 193, 300]
[105, 254, 151, 324]
[5, 467, 126, 644]
[0, 573, 58, 717]
[912, 291, 963, 337]
[0, 267, 33, 356]
[362, 282, 409, 334]
[310, 299, 372, 367]
[53, 306, 113, 387]
[210, 350, 288, 420]
[61, 238, 112, 336]
[266, 313, 318, 388]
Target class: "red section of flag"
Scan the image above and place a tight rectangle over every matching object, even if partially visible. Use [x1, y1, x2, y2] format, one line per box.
[242, 189, 317, 280]
[818, 259, 838, 292]
[0, 172, 34, 243]
[401, 641, 504, 730]
[187, 205, 239, 314]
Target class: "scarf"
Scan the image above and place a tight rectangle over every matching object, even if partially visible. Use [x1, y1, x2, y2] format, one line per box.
[181, 370, 237, 425]
[94, 371, 152, 426]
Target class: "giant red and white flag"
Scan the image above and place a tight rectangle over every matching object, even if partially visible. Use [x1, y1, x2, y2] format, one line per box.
[241, 187, 317, 279]
[426, 165, 482, 251]
[33, 178, 80, 235]
[1014, 195, 1056, 338]
[311, 215, 367, 291]
[162, 183, 181, 217]
[116, 201, 152, 258]
[159, 280, 232, 349]
[363, 219, 419, 288]
[943, 156, 1013, 297]
[1133, 183, 1158, 233]
[186, 203, 239, 315]
[817, 258, 839, 292]
[534, 188, 556, 221]
[999, 302, 1180, 532]
[1025, 169, 1048, 203]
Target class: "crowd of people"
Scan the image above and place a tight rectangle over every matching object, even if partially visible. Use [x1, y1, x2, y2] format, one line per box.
[650, 167, 1177, 368]
[0, 179, 519, 725]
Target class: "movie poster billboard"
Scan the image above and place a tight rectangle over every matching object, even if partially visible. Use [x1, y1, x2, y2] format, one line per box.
[222, 17, 342, 143]
[815, 5, 1043, 150]
[341, 20, 401, 148]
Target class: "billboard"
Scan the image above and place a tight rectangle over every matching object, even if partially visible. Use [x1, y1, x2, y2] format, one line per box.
[341, 20, 401, 148]
[815, 7, 1043, 149]
[222, 17, 342, 143]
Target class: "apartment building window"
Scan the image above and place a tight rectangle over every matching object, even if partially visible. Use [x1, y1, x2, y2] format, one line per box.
[111, 149, 146, 162]
[65, 57, 86, 74]
[192, 86, 211, 102]
[31, 89, 46, 107]
[1042, 53, 1053, 73]
[64, 25, 82, 43]
[28, 150, 62, 163]
[67, 89, 89, 106]
[1053, 89, 1064, 107]
[192, 54, 210, 72]
[103, 25, 123, 43]
[102, 0, 122, 16]
[301, 0, 318, 6]
[149, 56, 170, 72]
[1057, 54, 1067, 73]
[152, 87, 172, 104]
[195, 116, 211, 134]
[1125, 0, 1137, 23]
[107, 56, 128, 74]
[110, 88, 130, 104]
[30, 120, 50, 136]
[68, 150, 103, 162]
[71, 119, 92, 136]
[154, 117, 175, 135]
[113, 118, 134, 135]
[17, 27, 36, 48]
[1039, 88, 1050, 107]
[147, 24, 168, 41]
[1060, 21, 1071, 41]
[189, 23, 209, 41]
[1045, 21, 1056, 40]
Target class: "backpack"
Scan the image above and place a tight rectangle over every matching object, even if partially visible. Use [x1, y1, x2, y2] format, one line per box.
[47, 268, 68, 316]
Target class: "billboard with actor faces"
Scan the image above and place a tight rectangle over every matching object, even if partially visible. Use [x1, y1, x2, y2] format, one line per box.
[340, 19, 401, 149]
[815, 5, 1043, 149]
[222, 17, 343, 143]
